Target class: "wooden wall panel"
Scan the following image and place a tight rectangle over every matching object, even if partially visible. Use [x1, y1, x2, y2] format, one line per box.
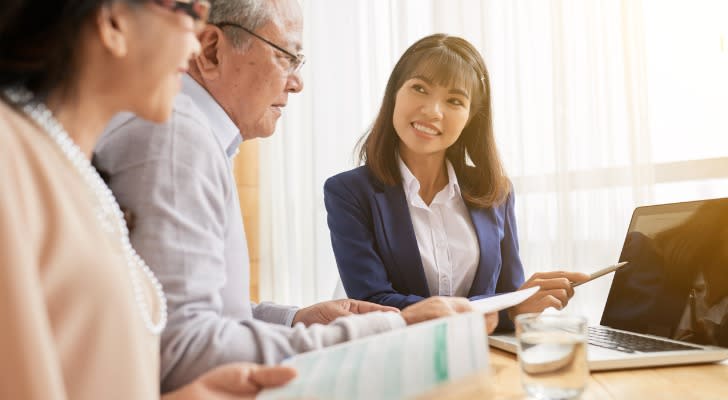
[233, 139, 260, 303]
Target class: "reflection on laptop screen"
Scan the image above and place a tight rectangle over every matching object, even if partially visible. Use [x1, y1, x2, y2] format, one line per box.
[600, 198, 728, 347]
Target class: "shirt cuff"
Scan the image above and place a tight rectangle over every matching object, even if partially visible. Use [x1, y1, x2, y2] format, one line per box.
[284, 307, 298, 327]
[252, 301, 300, 326]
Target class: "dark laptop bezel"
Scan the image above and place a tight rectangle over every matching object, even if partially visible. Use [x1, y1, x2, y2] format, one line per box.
[600, 197, 728, 345]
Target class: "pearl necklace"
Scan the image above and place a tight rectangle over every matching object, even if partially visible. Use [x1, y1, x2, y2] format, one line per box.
[4, 87, 167, 335]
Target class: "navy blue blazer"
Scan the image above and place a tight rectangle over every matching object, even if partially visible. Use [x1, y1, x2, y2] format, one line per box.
[324, 166, 526, 330]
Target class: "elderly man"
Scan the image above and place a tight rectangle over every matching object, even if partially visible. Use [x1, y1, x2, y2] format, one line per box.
[94, 0, 482, 393]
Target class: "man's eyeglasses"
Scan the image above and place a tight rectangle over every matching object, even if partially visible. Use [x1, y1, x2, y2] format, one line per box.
[152, 0, 211, 30]
[215, 22, 306, 74]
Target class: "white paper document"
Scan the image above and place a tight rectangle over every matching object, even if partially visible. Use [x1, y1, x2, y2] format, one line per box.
[258, 312, 489, 400]
[469, 286, 540, 314]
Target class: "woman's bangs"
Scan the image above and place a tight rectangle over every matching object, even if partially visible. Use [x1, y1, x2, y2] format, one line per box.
[406, 48, 479, 96]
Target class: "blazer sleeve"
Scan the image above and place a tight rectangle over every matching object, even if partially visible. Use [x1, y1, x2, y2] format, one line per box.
[0, 139, 67, 400]
[495, 190, 526, 331]
[324, 175, 425, 309]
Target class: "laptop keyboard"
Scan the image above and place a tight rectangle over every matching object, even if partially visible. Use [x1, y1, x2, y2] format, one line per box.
[588, 326, 702, 353]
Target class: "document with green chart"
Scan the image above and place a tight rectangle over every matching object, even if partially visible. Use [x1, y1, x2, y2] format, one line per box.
[258, 312, 489, 400]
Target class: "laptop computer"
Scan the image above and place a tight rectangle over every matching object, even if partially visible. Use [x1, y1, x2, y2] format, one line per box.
[489, 198, 728, 370]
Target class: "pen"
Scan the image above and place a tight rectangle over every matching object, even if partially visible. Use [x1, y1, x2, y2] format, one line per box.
[572, 261, 629, 287]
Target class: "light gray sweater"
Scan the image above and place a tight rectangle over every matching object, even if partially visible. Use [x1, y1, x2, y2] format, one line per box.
[93, 76, 405, 392]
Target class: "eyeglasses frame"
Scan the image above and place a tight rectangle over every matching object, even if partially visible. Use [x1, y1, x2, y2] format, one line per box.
[215, 22, 306, 73]
[153, 0, 210, 22]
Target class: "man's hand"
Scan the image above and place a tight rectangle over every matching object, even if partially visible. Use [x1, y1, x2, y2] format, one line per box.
[400, 296, 473, 325]
[292, 299, 400, 326]
[163, 363, 296, 400]
[508, 271, 590, 319]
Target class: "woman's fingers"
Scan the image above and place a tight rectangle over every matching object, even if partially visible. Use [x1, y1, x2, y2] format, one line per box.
[522, 271, 591, 299]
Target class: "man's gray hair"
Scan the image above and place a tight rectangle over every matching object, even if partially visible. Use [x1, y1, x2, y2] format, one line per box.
[208, 0, 272, 48]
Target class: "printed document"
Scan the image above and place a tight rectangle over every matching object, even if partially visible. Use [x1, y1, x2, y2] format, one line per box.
[259, 312, 489, 400]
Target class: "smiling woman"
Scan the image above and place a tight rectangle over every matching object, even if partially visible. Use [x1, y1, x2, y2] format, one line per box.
[358, 34, 507, 208]
[323, 33, 588, 331]
[392, 77, 473, 198]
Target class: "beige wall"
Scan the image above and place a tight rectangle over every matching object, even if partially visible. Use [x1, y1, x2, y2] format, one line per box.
[233, 140, 260, 303]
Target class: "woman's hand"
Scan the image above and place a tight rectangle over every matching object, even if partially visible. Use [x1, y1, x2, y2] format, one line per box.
[485, 312, 499, 334]
[163, 363, 296, 400]
[508, 271, 590, 319]
[400, 296, 472, 325]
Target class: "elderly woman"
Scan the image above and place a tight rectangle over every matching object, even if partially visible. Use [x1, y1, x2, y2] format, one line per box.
[0, 1, 294, 399]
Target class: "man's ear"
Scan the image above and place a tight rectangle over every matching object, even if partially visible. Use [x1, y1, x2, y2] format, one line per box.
[193, 26, 226, 81]
[96, 3, 131, 58]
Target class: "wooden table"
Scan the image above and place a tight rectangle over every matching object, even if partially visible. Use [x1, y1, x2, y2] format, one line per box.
[419, 348, 728, 399]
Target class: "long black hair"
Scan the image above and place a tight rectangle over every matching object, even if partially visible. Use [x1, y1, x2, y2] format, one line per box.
[358, 33, 510, 208]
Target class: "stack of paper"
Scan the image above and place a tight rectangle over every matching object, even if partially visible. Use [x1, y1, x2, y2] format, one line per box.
[259, 287, 539, 399]
[259, 313, 487, 400]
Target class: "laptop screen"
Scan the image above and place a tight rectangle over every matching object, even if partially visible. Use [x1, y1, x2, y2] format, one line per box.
[600, 198, 728, 347]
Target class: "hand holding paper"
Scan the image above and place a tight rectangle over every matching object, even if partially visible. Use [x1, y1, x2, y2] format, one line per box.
[258, 313, 490, 400]
[400, 296, 472, 325]
[258, 288, 542, 399]
[470, 286, 540, 314]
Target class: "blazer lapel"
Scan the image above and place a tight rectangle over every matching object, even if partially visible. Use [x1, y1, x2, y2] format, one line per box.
[467, 207, 501, 297]
[373, 185, 430, 297]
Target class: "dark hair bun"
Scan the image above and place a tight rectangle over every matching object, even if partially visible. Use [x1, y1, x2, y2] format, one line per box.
[0, 1, 105, 98]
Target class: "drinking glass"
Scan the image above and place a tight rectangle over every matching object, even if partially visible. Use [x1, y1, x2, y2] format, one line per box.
[515, 313, 589, 400]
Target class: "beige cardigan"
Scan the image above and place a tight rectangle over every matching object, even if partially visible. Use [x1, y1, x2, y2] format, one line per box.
[0, 100, 160, 400]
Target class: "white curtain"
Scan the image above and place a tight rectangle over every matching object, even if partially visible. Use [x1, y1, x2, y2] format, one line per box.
[259, 0, 728, 323]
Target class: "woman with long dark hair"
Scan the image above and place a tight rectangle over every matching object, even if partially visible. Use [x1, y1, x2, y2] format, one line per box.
[0, 1, 294, 398]
[325, 34, 587, 330]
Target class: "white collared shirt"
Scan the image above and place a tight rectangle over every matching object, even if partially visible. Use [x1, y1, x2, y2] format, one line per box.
[181, 74, 243, 158]
[398, 157, 480, 297]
